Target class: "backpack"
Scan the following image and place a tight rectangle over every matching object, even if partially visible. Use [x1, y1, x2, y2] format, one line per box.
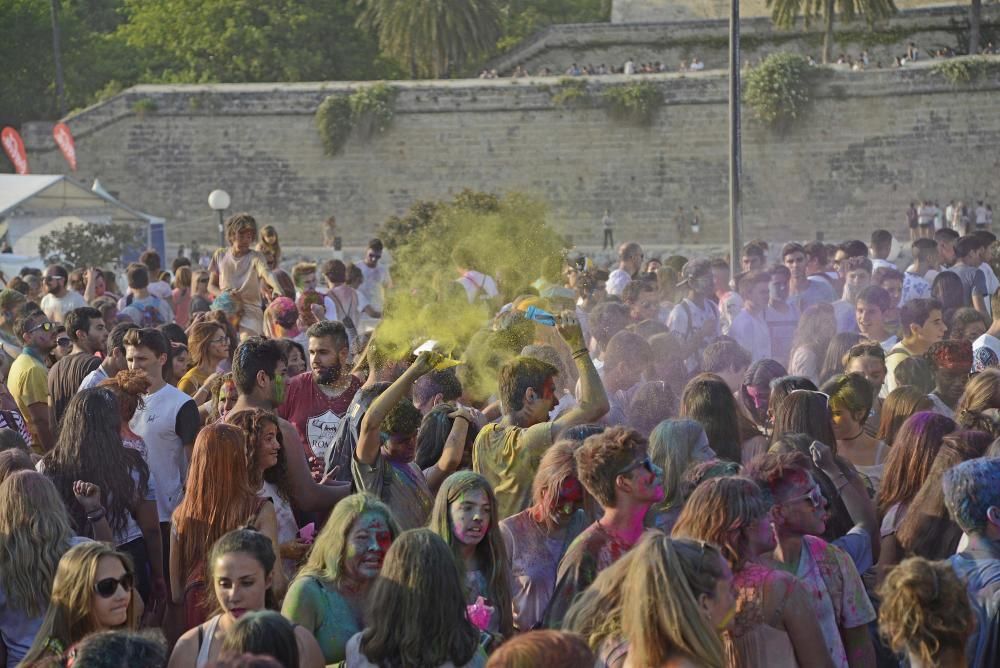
[323, 390, 378, 487]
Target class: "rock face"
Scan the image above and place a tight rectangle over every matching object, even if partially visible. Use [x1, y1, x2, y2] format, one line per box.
[21, 61, 1000, 248]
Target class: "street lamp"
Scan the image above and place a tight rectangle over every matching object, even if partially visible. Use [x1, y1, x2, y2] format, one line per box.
[208, 189, 231, 249]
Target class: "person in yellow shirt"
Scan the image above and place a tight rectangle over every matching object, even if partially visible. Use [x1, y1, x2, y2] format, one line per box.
[8, 310, 56, 451]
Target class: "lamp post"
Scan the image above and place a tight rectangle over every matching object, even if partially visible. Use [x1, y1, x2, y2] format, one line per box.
[208, 189, 231, 249]
[728, 0, 743, 278]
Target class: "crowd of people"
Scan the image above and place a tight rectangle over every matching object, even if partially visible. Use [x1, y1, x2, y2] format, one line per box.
[5, 211, 1000, 667]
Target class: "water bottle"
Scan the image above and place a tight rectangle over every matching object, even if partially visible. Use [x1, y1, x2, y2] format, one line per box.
[524, 305, 558, 326]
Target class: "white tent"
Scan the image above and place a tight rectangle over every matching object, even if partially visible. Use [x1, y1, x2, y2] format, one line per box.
[0, 174, 163, 259]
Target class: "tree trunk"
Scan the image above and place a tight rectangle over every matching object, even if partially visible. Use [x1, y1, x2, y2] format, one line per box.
[822, 0, 835, 64]
[50, 0, 65, 117]
[970, 0, 982, 56]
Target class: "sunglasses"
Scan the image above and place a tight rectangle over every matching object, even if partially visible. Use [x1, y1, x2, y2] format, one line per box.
[782, 485, 825, 509]
[27, 321, 55, 333]
[617, 456, 655, 477]
[94, 572, 134, 598]
[847, 344, 885, 360]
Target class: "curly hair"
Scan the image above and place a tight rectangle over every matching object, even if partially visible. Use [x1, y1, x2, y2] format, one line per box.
[878, 557, 973, 666]
[99, 369, 151, 424]
[227, 409, 293, 503]
[575, 426, 647, 508]
[383, 397, 422, 436]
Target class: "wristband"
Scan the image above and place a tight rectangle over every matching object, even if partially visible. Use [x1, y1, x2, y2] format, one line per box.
[572, 348, 589, 359]
[453, 414, 472, 425]
[86, 507, 107, 522]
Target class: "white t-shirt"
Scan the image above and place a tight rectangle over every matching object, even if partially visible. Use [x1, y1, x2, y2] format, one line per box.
[40, 290, 87, 324]
[605, 269, 631, 297]
[457, 271, 498, 303]
[357, 263, 390, 313]
[130, 384, 198, 522]
[973, 332, 1000, 372]
[728, 308, 771, 362]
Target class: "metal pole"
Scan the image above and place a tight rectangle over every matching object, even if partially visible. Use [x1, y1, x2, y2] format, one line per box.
[218, 210, 226, 249]
[50, 0, 65, 117]
[729, 0, 743, 278]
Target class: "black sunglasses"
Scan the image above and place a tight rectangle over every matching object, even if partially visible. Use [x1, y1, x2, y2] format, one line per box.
[95, 573, 133, 598]
[617, 456, 655, 477]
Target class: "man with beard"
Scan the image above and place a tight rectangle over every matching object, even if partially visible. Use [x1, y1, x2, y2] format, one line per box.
[9, 309, 58, 451]
[278, 320, 362, 461]
[228, 336, 349, 513]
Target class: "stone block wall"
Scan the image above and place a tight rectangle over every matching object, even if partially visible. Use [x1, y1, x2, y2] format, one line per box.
[20, 61, 1000, 250]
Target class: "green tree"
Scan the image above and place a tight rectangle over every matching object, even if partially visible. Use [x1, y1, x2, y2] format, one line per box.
[495, 0, 610, 51]
[118, 0, 391, 83]
[767, 0, 896, 64]
[37, 221, 143, 268]
[356, 0, 502, 78]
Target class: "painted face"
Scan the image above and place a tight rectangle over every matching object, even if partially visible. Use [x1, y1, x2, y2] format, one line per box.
[548, 477, 584, 521]
[90, 556, 131, 630]
[744, 384, 770, 419]
[450, 487, 492, 547]
[256, 422, 281, 471]
[344, 512, 393, 580]
[621, 455, 665, 503]
[213, 551, 270, 621]
[745, 511, 777, 555]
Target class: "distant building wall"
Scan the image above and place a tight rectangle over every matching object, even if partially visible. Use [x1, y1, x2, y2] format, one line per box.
[21, 62, 1000, 249]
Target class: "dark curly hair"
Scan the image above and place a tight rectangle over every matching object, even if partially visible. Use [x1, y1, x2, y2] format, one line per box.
[383, 398, 423, 437]
[227, 409, 292, 503]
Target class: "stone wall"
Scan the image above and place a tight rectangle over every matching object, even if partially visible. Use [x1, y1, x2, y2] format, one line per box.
[613, 0, 965, 23]
[488, 5, 1000, 75]
[20, 60, 1000, 250]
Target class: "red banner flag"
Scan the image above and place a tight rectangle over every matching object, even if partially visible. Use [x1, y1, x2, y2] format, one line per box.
[1, 127, 29, 175]
[53, 122, 77, 171]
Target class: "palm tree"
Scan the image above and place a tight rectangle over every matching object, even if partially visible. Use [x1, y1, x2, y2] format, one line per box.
[356, 0, 502, 78]
[767, 0, 896, 64]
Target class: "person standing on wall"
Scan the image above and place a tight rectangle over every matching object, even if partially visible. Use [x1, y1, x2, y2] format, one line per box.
[602, 209, 615, 250]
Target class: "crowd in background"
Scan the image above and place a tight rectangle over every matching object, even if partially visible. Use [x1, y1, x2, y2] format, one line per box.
[4, 212, 1000, 667]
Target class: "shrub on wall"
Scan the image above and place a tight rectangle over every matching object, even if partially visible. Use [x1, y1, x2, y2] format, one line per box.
[551, 78, 590, 107]
[743, 53, 816, 127]
[315, 82, 397, 156]
[601, 81, 663, 125]
[932, 56, 1000, 85]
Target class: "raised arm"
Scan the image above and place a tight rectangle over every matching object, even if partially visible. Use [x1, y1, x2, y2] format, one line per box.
[810, 440, 880, 563]
[357, 351, 438, 465]
[424, 406, 472, 494]
[552, 312, 609, 440]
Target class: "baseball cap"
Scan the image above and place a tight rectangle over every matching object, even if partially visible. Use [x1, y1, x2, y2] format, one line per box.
[677, 259, 712, 287]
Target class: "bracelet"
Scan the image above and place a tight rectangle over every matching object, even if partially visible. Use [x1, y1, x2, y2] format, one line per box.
[86, 507, 106, 522]
[572, 348, 589, 359]
[453, 415, 472, 426]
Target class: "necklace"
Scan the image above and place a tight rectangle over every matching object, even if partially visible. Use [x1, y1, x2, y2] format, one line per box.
[841, 429, 865, 441]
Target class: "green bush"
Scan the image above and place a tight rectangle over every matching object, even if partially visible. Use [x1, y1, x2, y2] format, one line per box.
[743, 53, 815, 126]
[931, 57, 1000, 85]
[552, 78, 590, 107]
[315, 95, 353, 155]
[131, 98, 158, 116]
[316, 83, 397, 156]
[601, 81, 662, 125]
[38, 221, 142, 269]
[349, 82, 397, 139]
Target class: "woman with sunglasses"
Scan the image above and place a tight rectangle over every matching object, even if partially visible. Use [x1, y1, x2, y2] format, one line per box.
[179, 322, 230, 398]
[747, 451, 877, 668]
[673, 477, 835, 668]
[22, 542, 139, 664]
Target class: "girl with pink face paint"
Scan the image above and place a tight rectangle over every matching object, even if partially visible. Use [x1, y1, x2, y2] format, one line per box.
[430, 471, 514, 642]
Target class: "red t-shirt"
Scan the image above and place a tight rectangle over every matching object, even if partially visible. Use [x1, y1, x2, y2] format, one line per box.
[278, 372, 362, 459]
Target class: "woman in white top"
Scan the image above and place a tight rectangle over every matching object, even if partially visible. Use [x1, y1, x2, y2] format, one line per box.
[169, 528, 323, 668]
[229, 409, 308, 578]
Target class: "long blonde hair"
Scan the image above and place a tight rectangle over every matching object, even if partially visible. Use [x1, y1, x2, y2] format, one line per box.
[0, 471, 74, 617]
[621, 533, 726, 668]
[298, 494, 400, 584]
[23, 542, 137, 664]
[429, 471, 513, 638]
[562, 549, 639, 650]
[956, 369, 1000, 434]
